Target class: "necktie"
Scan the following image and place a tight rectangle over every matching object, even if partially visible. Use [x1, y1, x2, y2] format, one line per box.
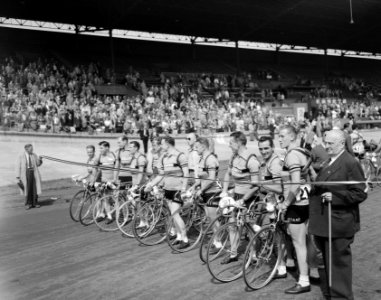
[28, 154, 33, 168]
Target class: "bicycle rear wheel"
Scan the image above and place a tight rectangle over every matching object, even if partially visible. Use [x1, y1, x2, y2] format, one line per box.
[243, 226, 282, 290]
[206, 222, 254, 282]
[134, 204, 169, 246]
[117, 200, 136, 237]
[79, 194, 97, 226]
[70, 190, 86, 222]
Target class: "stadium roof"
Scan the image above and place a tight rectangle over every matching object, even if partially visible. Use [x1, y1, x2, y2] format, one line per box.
[1, 0, 381, 54]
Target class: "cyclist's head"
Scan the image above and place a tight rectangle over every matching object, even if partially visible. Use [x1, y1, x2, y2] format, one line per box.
[195, 137, 210, 156]
[152, 137, 162, 151]
[161, 136, 175, 152]
[229, 131, 247, 153]
[129, 141, 140, 154]
[187, 131, 198, 148]
[278, 125, 297, 149]
[117, 135, 128, 149]
[98, 141, 110, 155]
[86, 145, 95, 158]
[258, 136, 274, 160]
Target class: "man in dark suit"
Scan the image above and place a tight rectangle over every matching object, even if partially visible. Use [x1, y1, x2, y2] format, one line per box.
[309, 130, 367, 300]
[138, 121, 150, 154]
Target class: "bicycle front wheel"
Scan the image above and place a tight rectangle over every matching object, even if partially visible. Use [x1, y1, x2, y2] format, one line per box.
[206, 222, 254, 282]
[243, 226, 282, 290]
[134, 205, 169, 246]
[79, 194, 97, 226]
[69, 190, 86, 222]
[117, 200, 136, 237]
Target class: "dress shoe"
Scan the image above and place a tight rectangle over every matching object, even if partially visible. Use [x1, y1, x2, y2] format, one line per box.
[168, 234, 177, 240]
[284, 283, 311, 294]
[178, 241, 190, 249]
[220, 255, 238, 264]
[272, 271, 287, 280]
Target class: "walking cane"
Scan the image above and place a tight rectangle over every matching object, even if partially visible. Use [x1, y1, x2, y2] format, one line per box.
[328, 199, 332, 288]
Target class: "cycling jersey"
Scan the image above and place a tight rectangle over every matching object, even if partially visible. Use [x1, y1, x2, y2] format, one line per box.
[115, 148, 133, 177]
[95, 152, 116, 182]
[130, 153, 148, 186]
[282, 147, 311, 206]
[158, 151, 188, 191]
[197, 152, 220, 193]
[229, 149, 260, 195]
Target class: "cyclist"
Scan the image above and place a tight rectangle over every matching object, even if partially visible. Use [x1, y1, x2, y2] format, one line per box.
[278, 125, 312, 294]
[220, 131, 260, 264]
[92, 141, 117, 224]
[129, 141, 148, 228]
[144, 136, 190, 249]
[190, 137, 222, 250]
[114, 135, 133, 188]
[187, 131, 200, 177]
[146, 136, 164, 175]
[76, 145, 100, 184]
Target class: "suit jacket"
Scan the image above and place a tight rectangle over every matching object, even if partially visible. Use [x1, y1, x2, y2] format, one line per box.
[15, 152, 43, 196]
[309, 151, 367, 238]
[311, 144, 329, 172]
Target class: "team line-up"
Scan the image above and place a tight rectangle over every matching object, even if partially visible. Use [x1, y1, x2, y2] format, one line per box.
[53, 126, 371, 297]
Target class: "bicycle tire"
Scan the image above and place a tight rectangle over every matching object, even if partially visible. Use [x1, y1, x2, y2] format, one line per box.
[199, 215, 229, 263]
[117, 200, 136, 237]
[206, 221, 254, 283]
[133, 204, 170, 246]
[93, 193, 125, 232]
[69, 190, 86, 222]
[79, 194, 97, 226]
[242, 226, 282, 290]
[166, 204, 205, 253]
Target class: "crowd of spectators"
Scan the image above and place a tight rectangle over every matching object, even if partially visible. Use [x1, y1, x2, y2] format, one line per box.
[1, 56, 380, 138]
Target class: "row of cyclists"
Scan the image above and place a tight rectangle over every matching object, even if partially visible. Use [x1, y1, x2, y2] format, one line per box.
[76, 126, 317, 295]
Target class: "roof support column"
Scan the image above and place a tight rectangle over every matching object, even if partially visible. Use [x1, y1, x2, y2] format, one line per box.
[235, 40, 240, 75]
[109, 29, 115, 76]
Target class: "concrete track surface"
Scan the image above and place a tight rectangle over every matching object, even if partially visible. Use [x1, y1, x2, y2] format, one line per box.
[0, 179, 381, 300]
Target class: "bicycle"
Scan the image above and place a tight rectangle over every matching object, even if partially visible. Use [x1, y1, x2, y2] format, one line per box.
[132, 186, 171, 246]
[69, 178, 94, 222]
[362, 152, 381, 189]
[79, 182, 111, 226]
[93, 182, 131, 232]
[205, 194, 265, 283]
[165, 190, 207, 253]
[242, 206, 288, 290]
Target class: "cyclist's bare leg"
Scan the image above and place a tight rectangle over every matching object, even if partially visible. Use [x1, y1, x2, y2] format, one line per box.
[288, 222, 309, 287]
[168, 201, 188, 242]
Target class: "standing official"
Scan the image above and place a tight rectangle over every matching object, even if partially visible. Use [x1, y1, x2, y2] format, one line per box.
[309, 130, 367, 300]
[16, 144, 43, 210]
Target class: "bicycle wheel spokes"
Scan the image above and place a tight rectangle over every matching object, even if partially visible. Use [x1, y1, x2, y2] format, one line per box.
[136, 205, 169, 246]
[133, 204, 154, 238]
[243, 226, 280, 290]
[199, 215, 228, 263]
[167, 205, 205, 253]
[69, 190, 86, 222]
[206, 222, 250, 282]
[79, 194, 97, 226]
[117, 200, 136, 237]
[93, 195, 121, 232]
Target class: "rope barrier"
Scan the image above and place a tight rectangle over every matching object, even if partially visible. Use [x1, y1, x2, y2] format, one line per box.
[40, 155, 376, 187]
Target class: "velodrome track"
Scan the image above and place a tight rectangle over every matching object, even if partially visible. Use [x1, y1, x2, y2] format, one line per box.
[1, 131, 381, 300]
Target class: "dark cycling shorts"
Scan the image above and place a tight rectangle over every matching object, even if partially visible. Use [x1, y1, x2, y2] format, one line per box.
[285, 205, 309, 224]
[164, 189, 182, 205]
[201, 192, 221, 207]
[119, 176, 132, 189]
